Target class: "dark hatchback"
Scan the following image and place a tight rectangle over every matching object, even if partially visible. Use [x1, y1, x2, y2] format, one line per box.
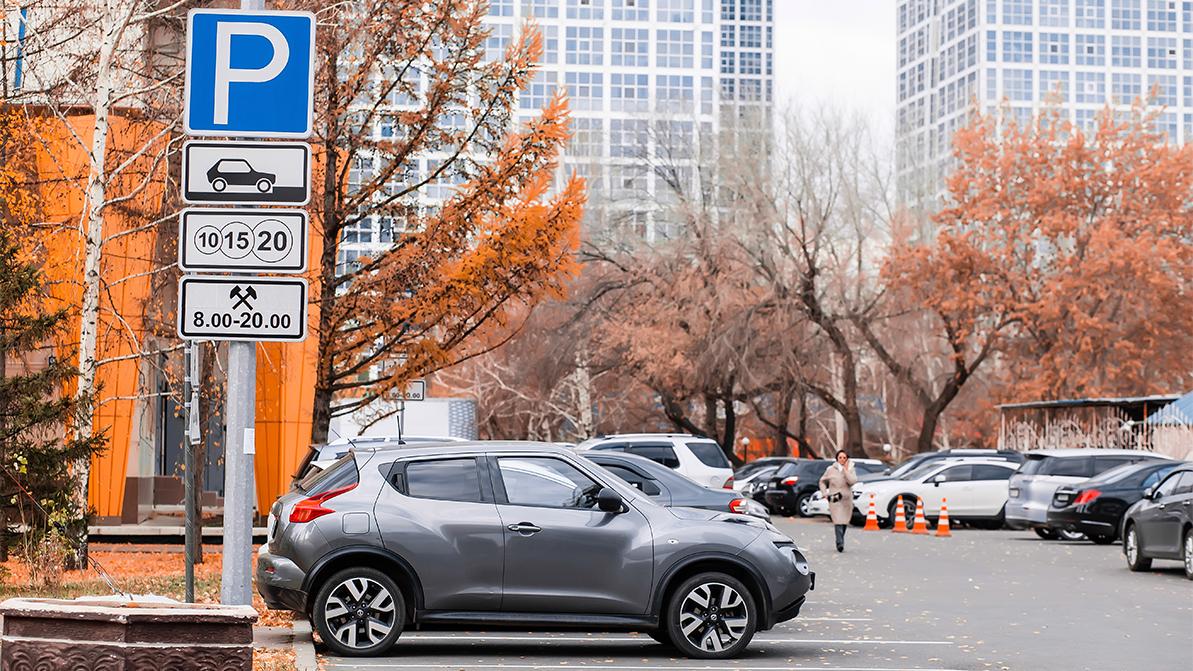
[1121, 463, 1193, 579]
[584, 452, 770, 521]
[1047, 460, 1183, 544]
[763, 460, 830, 516]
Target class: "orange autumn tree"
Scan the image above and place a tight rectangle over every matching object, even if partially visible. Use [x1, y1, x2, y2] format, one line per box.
[298, 0, 585, 441]
[884, 105, 1193, 438]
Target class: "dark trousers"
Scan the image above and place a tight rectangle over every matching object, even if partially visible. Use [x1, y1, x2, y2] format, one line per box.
[834, 524, 847, 549]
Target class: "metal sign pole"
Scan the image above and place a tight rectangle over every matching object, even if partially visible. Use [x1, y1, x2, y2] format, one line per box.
[183, 341, 196, 603]
[219, 0, 265, 610]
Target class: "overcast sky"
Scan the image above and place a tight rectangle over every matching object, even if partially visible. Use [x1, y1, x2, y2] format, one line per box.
[772, 0, 896, 143]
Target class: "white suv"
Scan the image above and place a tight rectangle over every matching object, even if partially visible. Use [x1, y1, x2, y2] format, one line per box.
[575, 434, 735, 488]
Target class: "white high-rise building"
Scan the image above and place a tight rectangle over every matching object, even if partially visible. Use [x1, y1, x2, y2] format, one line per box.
[896, 0, 1193, 206]
[486, 0, 774, 241]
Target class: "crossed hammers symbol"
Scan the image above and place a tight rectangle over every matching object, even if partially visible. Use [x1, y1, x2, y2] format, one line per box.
[229, 285, 257, 310]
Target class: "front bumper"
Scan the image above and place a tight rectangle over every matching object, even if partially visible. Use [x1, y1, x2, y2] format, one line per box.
[256, 545, 309, 613]
[774, 594, 807, 625]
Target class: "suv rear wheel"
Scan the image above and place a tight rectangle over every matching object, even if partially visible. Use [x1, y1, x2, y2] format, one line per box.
[314, 567, 405, 657]
[666, 572, 757, 659]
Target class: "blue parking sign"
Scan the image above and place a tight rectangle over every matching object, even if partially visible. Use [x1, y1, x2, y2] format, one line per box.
[185, 9, 315, 138]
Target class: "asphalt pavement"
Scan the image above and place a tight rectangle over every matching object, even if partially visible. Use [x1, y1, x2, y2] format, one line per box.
[319, 517, 1193, 671]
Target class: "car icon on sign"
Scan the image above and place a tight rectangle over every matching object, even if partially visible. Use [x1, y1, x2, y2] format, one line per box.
[207, 158, 276, 193]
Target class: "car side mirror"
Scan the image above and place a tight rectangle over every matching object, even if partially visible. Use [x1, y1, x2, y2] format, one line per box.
[883, 468, 891, 475]
[930, 475, 944, 487]
[1144, 486, 1157, 501]
[597, 487, 624, 513]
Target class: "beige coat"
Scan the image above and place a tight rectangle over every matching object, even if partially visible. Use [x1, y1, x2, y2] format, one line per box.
[819, 462, 858, 525]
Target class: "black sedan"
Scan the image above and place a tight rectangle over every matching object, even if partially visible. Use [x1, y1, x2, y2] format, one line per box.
[583, 451, 771, 521]
[1047, 460, 1182, 544]
[1121, 463, 1193, 579]
[764, 459, 832, 517]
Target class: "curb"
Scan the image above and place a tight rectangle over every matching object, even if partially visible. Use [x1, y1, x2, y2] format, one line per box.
[292, 618, 318, 671]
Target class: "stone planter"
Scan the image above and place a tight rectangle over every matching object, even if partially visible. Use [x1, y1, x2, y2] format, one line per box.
[0, 597, 257, 670]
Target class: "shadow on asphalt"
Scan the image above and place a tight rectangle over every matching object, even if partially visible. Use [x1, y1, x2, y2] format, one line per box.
[317, 640, 825, 662]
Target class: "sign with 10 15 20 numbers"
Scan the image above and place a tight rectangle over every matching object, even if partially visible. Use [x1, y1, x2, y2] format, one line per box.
[178, 276, 307, 342]
[178, 208, 307, 273]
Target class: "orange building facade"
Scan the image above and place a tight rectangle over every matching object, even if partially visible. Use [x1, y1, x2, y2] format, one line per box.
[33, 113, 321, 523]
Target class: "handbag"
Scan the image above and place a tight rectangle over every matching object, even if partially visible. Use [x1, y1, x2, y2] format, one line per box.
[828, 492, 842, 503]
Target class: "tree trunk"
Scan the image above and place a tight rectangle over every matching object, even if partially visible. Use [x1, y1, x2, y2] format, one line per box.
[573, 347, 594, 439]
[771, 387, 794, 457]
[310, 51, 342, 446]
[71, 6, 126, 566]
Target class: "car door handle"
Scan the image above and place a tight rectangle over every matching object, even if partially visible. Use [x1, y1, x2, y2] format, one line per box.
[507, 523, 542, 535]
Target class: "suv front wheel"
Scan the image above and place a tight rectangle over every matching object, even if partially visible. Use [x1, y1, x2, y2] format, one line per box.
[665, 572, 757, 659]
[314, 567, 405, 657]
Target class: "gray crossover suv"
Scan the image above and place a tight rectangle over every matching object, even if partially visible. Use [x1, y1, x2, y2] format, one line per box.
[258, 443, 814, 659]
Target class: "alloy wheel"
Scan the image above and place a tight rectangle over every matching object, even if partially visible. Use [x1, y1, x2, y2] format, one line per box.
[1184, 532, 1193, 579]
[677, 582, 750, 653]
[798, 494, 813, 517]
[323, 576, 397, 650]
[1126, 529, 1139, 564]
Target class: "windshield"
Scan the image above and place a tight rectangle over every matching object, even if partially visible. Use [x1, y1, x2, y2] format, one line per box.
[890, 455, 930, 478]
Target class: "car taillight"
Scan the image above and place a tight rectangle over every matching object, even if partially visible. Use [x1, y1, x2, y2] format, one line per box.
[289, 483, 356, 523]
[1073, 489, 1101, 506]
[729, 498, 749, 514]
[723, 476, 734, 489]
[782, 476, 799, 487]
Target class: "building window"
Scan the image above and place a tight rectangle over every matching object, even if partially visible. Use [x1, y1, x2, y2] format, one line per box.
[654, 120, 694, 159]
[1041, 0, 1070, 25]
[611, 0, 648, 21]
[1040, 33, 1070, 63]
[611, 28, 649, 66]
[1076, 34, 1105, 65]
[657, 0, 694, 22]
[569, 117, 604, 157]
[739, 0, 762, 21]
[702, 31, 713, 69]
[1148, 74, 1178, 105]
[610, 118, 649, 157]
[610, 164, 647, 199]
[567, 0, 605, 20]
[738, 77, 763, 101]
[1076, 71, 1105, 103]
[611, 72, 649, 111]
[1112, 72, 1142, 104]
[701, 75, 713, 113]
[1147, 37, 1178, 68]
[565, 72, 604, 111]
[986, 30, 998, 62]
[1002, 31, 1033, 62]
[655, 74, 694, 111]
[542, 25, 559, 65]
[566, 26, 604, 65]
[721, 23, 734, 47]
[720, 50, 735, 73]
[1111, 0, 1141, 29]
[1185, 76, 1193, 107]
[520, 71, 557, 110]
[490, 0, 513, 16]
[1076, 0, 1105, 26]
[523, 0, 559, 18]
[1111, 35, 1141, 67]
[1040, 70, 1070, 101]
[656, 29, 694, 68]
[1146, 0, 1177, 30]
[739, 24, 762, 47]
[1005, 68, 1033, 101]
[739, 51, 762, 74]
[486, 23, 513, 61]
[722, 0, 735, 20]
[1002, 0, 1033, 24]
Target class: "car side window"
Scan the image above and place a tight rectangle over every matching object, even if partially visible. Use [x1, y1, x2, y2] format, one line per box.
[936, 465, 973, 482]
[602, 464, 662, 496]
[628, 443, 681, 469]
[1174, 472, 1193, 496]
[972, 465, 1013, 481]
[1154, 472, 1182, 499]
[404, 458, 483, 503]
[590, 443, 626, 452]
[498, 457, 603, 509]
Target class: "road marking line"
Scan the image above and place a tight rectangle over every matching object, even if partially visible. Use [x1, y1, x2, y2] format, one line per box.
[391, 635, 951, 646]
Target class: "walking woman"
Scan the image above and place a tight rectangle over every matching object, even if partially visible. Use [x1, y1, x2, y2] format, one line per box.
[819, 449, 858, 552]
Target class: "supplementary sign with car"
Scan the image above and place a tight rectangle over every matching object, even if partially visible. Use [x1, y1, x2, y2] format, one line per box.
[179, 208, 307, 273]
[178, 276, 308, 342]
[183, 141, 310, 204]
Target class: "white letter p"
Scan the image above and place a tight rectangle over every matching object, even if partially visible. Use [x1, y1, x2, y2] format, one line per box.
[213, 22, 289, 125]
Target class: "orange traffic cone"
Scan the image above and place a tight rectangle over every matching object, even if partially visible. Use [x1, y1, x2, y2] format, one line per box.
[892, 494, 908, 533]
[936, 497, 952, 537]
[911, 497, 930, 534]
[863, 493, 880, 531]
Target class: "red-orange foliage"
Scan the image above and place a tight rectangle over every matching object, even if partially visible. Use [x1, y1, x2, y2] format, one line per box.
[295, 0, 586, 440]
[894, 105, 1192, 412]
